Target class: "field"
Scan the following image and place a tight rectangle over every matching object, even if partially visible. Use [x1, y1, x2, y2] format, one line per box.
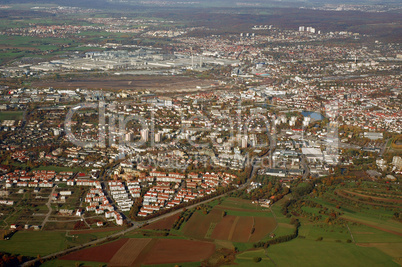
[143, 214, 178, 231]
[0, 231, 67, 257]
[32, 75, 216, 94]
[234, 249, 274, 267]
[267, 239, 398, 266]
[142, 239, 215, 265]
[109, 238, 153, 266]
[181, 198, 276, 243]
[60, 238, 215, 266]
[0, 111, 23, 121]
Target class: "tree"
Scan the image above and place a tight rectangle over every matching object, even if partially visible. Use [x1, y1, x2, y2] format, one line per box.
[253, 257, 262, 262]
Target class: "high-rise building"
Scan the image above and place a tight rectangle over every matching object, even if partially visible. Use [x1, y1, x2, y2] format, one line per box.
[125, 132, 133, 142]
[140, 129, 149, 142]
[155, 132, 161, 143]
[241, 137, 248, 148]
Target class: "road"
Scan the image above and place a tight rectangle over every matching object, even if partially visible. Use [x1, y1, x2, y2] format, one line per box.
[22, 155, 261, 266]
[40, 186, 57, 230]
[21, 186, 243, 267]
[301, 156, 310, 179]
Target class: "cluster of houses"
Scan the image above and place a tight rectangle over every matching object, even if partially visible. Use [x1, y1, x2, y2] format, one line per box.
[108, 181, 133, 212]
[1, 170, 74, 189]
[84, 188, 123, 225]
[136, 171, 235, 217]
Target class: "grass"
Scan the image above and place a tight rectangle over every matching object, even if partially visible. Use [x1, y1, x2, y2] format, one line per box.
[0, 231, 67, 257]
[0, 228, 124, 257]
[298, 221, 351, 242]
[232, 242, 255, 252]
[267, 239, 398, 266]
[349, 224, 402, 243]
[218, 198, 268, 211]
[233, 249, 274, 267]
[0, 111, 23, 121]
[33, 166, 87, 173]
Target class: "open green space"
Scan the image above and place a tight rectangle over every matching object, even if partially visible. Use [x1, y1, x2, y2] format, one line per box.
[267, 239, 398, 266]
[0, 111, 23, 121]
[0, 231, 67, 257]
[298, 222, 351, 242]
[233, 249, 274, 267]
[219, 197, 269, 211]
[33, 165, 87, 173]
[0, 229, 123, 257]
[349, 224, 402, 243]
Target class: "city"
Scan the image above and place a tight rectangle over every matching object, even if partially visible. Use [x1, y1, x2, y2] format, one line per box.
[0, 0, 401, 266]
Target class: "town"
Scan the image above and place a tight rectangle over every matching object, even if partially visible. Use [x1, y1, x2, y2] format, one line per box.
[0, 1, 401, 266]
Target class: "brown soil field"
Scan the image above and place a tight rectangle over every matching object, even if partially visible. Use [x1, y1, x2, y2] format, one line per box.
[60, 238, 128, 263]
[142, 214, 178, 230]
[248, 217, 277, 242]
[211, 215, 236, 240]
[232, 216, 253, 242]
[211, 215, 276, 242]
[183, 209, 222, 239]
[142, 239, 215, 265]
[109, 238, 153, 266]
[70, 226, 124, 235]
[32, 75, 216, 94]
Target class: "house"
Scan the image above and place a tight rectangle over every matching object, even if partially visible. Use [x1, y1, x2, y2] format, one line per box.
[75, 209, 83, 216]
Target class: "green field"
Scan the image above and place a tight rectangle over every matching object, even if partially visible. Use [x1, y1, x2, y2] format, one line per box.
[0, 111, 23, 121]
[268, 196, 295, 238]
[349, 224, 402, 243]
[267, 239, 398, 266]
[0, 229, 122, 257]
[33, 165, 87, 173]
[219, 197, 269, 211]
[233, 249, 274, 267]
[0, 231, 67, 257]
[298, 222, 351, 242]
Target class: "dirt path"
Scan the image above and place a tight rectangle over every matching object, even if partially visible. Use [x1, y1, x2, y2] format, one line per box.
[346, 223, 355, 243]
[41, 186, 57, 230]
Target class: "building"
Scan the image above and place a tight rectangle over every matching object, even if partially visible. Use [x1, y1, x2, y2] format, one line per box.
[392, 156, 402, 170]
[140, 129, 149, 142]
[364, 132, 383, 140]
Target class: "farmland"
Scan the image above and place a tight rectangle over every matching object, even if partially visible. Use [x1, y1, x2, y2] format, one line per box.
[180, 198, 276, 243]
[267, 239, 398, 266]
[238, 178, 402, 266]
[60, 238, 215, 266]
